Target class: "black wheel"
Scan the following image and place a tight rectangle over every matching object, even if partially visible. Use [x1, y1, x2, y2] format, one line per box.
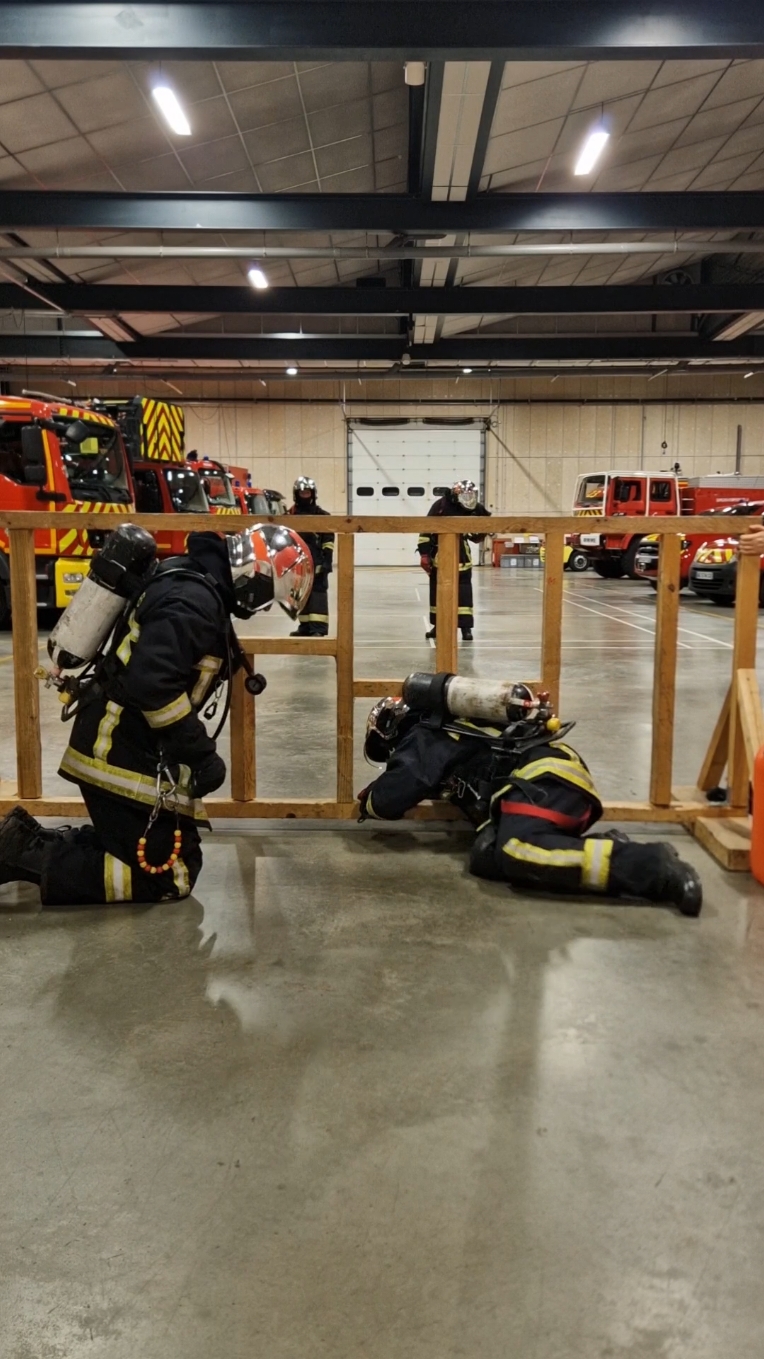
[593, 559, 625, 579]
[710, 596, 734, 607]
[621, 536, 644, 580]
[567, 549, 589, 573]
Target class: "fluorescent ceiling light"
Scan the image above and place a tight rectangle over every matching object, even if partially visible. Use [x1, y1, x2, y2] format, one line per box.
[152, 85, 191, 136]
[574, 128, 609, 176]
[286, 366, 298, 376]
[745, 370, 755, 378]
[247, 266, 269, 290]
[462, 367, 473, 374]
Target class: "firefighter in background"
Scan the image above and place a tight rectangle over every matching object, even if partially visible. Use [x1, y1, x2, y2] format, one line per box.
[358, 680, 702, 916]
[288, 475, 335, 637]
[417, 480, 490, 642]
[0, 525, 313, 908]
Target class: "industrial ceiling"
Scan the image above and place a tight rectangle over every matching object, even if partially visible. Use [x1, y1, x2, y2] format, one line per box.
[1, 4, 764, 382]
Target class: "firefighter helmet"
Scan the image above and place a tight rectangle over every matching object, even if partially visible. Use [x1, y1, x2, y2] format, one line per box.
[453, 479, 478, 511]
[227, 524, 314, 619]
[293, 475, 317, 504]
[364, 696, 412, 765]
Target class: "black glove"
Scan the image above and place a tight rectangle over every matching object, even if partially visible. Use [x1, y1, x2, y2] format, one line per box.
[190, 752, 226, 798]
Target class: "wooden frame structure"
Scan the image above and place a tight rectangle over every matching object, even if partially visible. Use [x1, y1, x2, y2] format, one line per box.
[1, 511, 762, 867]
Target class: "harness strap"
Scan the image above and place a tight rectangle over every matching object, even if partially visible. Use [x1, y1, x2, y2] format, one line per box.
[500, 800, 587, 831]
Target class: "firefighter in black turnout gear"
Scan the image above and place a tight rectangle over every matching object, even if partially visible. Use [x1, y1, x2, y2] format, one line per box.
[289, 475, 334, 637]
[358, 678, 702, 916]
[417, 480, 490, 642]
[0, 524, 313, 908]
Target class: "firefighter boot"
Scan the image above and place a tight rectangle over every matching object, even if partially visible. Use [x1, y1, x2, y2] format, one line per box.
[3, 806, 70, 843]
[653, 844, 703, 917]
[0, 809, 48, 885]
[469, 823, 505, 881]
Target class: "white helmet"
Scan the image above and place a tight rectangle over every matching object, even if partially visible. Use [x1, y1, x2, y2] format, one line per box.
[453, 479, 478, 511]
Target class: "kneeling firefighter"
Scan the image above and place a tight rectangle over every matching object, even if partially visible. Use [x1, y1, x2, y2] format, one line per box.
[358, 674, 702, 916]
[0, 523, 313, 907]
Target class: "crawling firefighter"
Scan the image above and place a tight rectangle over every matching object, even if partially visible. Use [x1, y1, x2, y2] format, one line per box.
[288, 475, 334, 636]
[0, 522, 312, 907]
[358, 673, 702, 916]
[417, 480, 491, 642]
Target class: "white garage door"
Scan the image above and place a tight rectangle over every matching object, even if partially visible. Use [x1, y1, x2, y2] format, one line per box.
[348, 422, 485, 566]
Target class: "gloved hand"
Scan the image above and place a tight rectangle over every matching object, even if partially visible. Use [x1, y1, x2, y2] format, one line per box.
[190, 752, 227, 798]
[419, 555, 432, 575]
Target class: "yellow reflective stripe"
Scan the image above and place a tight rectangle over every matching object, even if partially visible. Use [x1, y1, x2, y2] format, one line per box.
[300, 613, 329, 623]
[365, 790, 382, 820]
[458, 562, 472, 571]
[172, 856, 190, 898]
[190, 654, 222, 705]
[417, 536, 431, 546]
[582, 838, 613, 891]
[456, 720, 502, 737]
[323, 541, 334, 552]
[457, 607, 474, 615]
[503, 838, 584, 869]
[512, 756, 597, 798]
[104, 852, 133, 903]
[93, 700, 123, 762]
[60, 748, 206, 820]
[116, 609, 140, 665]
[143, 693, 193, 729]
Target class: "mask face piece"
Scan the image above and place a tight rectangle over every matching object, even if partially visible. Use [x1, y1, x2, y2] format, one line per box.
[454, 480, 478, 511]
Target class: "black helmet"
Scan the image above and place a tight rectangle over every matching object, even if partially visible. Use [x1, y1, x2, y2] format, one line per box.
[364, 696, 412, 765]
[293, 475, 317, 504]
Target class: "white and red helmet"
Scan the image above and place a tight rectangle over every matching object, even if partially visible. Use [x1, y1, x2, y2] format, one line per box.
[227, 524, 313, 619]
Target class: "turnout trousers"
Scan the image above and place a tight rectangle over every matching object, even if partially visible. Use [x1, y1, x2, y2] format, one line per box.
[428, 567, 474, 636]
[40, 786, 203, 907]
[472, 775, 682, 900]
[294, 578, 329, 637]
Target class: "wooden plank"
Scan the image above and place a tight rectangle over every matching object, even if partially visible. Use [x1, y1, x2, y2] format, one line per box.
[0, 511, 760, 535]
[736, 668, 764, 774]
[541, 529, 564, 710]
[8, 528, 42, 799]
[353, 679, 404, 698]
[649, 531, 681, 806]
[204, 799, 358, 819]
[229, 665, 256, 801]
[435, 531, 459, 674]
[697, 686, 731, 791]
[237, 635, 337, 656]
[728, 551, 760, 808]
[693, 815, 751, 872]
[335, 533, 355, 803]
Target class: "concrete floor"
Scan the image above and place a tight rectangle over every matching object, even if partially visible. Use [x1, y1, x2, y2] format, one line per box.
[2, 567, 764, 1358]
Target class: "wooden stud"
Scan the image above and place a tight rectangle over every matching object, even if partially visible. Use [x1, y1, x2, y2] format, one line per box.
[728, 551, 760, 808]
[353, 679, 405, 698]
[435, 531, 459, 675]
[335, 533, 355, 804]
[541, 529, 565, 710]
[229, 664, 256, 801]
[237, 635, 337, 656]
[693, 815, 751, 872]
[8, 528, 42, 799]
[649, 531, 681, 806]
[697, 685, 731, 791]
[736, 669, 764, 776]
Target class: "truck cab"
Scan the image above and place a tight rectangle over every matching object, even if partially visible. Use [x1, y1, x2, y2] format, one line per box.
[571, 471, 680, 578]
[186, 456, 240, 514]
[0, 395, 133, 623]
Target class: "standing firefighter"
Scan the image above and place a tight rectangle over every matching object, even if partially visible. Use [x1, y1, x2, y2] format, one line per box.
[417, 480, 490, 642]
[289, 475, 334, 637]
[0, 524, 312, 908]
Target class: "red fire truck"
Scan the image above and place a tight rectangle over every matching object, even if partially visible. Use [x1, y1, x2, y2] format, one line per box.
[186, 455, 242, 515]
[570, 471, 764, 578]
[0, 394, 133, 624]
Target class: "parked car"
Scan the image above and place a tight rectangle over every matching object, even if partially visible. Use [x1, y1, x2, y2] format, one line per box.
[635, 502, 764, 590]
[689, 533, 764, 605]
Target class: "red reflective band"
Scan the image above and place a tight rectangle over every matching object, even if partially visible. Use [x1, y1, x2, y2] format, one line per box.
[500, 800, 585, 831]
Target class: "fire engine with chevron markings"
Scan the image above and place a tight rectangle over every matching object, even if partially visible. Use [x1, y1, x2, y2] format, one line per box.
[0, 393, 133, 626]
[98, 396, 211, 551]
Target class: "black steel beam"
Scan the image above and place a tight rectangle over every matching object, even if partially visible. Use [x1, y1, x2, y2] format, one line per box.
[3, 333, 764, 362]
[3, 3, 764, 61]
[7, 283, 764, 317]
[3, 190, 764, 234]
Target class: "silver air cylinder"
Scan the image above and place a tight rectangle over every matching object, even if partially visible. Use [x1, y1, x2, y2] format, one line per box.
[402, 672, 528, 723]
[48, 524, 157, 671]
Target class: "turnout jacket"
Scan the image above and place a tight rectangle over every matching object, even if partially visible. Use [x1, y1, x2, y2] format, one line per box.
[288, 501, 334, 574]
[362, 720, 603, 828]
[417, 495, 491, 569]
[59, 537, 233, 824]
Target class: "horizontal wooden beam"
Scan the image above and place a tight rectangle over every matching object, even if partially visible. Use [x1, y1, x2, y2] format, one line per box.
[2, 512, 761, 536]
[237, 636, 337, 656]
